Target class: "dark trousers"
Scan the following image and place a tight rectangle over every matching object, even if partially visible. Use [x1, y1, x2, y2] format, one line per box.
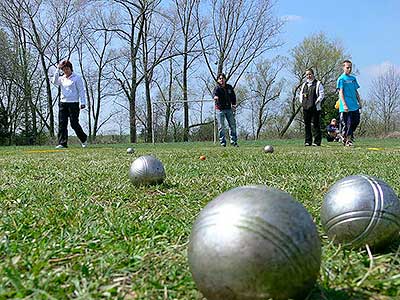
[340, 110, 360, 139]
[303, 107, 321, 145]
[58, 102, 87, 147]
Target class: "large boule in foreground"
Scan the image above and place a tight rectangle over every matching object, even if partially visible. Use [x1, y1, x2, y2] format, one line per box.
[321, 175, 400, 249]
[129, 155, 165, 186]
[188, 185, 321, 300]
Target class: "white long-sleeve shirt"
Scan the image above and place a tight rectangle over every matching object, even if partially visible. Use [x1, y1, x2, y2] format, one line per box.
[299, 80, 325, 111]
[52, 70, 86, 106]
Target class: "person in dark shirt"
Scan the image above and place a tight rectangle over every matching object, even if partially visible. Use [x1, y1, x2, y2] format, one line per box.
[213, 73, 238, 147]
[326, 118, 342, 142]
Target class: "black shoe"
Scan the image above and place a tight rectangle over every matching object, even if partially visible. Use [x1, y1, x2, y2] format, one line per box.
[231, 142, 239, 147]
[304, 143, 311, 146]
[221, 143, 226, 147]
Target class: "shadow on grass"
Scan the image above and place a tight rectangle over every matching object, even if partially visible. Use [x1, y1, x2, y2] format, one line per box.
[366, 237, 400, 255]
[308, 286, 370, 300]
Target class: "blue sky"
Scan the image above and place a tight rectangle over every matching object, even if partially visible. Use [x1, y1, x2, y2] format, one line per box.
[274, 0, 400, 96]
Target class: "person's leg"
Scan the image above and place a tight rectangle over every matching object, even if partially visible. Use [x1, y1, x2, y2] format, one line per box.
[69, 103, 87, 143]
[303, 109, 312, 145]
[349, 110, 360, 141]
[312, 109, 322, 146]
[216, 109, 226, 146]
[225, 109, 237, 145]
[341, 112, 350, 144]
[58, 102, 69, 147]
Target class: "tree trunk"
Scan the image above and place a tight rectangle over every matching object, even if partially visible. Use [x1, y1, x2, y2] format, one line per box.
[280, 106, 301, 137]
[183, 52, 189, 141]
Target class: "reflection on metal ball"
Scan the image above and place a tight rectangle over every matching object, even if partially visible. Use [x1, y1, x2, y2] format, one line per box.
[188, 185, 321, 300]
[127, 147, 134, 154]
[264, 145, 274, 153]
[129, 155, 165, 186]
[321, 175, 400, 249]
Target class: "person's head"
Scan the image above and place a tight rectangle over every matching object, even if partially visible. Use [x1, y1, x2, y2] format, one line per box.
[217, 73, 226, 86]
[59, 60, 73, 75]
[342, 60, 352, 75]
[305, 68, 315, 81]
[331, 118, 337, 125]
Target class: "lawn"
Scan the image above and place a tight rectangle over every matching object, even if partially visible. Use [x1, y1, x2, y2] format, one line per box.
[1, 138, 400, 300]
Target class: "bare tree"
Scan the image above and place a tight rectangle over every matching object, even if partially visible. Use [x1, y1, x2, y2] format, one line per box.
[369, 65, 400, 133]
[77, 8, 119, 141]
[0, 1, 39, 144]
[172, 0, 202, 141]
[0, 29, 21, 144]
[153, 57, 182, 142]
[109, 0, 147, 143]
[245, 57, 286, 139]
[196, 0, 283, 86]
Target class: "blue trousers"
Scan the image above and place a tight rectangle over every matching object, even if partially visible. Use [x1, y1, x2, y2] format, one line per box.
[216, 109, 237, 145]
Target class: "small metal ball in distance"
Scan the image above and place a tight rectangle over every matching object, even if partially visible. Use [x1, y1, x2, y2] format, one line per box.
[127, 147, 134, 154]
[264, 145, 274, 153]
[129, 155, 165, 186]
[321, 175, 400, 249]
[188, 185, 321, 300]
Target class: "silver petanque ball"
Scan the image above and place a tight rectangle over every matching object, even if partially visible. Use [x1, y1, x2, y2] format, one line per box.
[129, 155, 165, 186]
[127, 147, 134, 154]
[321, 175, 400, 249]
[188, 185, 321, 300]
[263, 145, 274, 153]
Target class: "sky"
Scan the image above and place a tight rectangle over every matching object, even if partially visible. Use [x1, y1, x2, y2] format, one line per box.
[274, 0, 400, 97]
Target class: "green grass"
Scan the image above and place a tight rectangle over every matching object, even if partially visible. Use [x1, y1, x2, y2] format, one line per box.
[1, 138, 400, 299]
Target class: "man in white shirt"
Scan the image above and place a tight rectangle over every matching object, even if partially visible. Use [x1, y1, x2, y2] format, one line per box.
[299, 68, 325, 146]
[52, 60, 88, 149]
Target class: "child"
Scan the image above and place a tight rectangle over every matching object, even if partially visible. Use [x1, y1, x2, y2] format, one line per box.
[326, 118, 342, 142]
[337, 60, 362, 146]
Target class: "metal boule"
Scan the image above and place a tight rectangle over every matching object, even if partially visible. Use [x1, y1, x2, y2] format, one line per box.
[188, 185, 321, 300]
[321, 175, 400, 249]
[129, 155, 165, 186]
[263, 145, 274, 153]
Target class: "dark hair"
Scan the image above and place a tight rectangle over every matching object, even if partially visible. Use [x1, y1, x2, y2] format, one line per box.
[217, 73, 226, 80]
[342, 59, 352, 65]
[60, 60, 73, 72]
[305, 68, 314, 75]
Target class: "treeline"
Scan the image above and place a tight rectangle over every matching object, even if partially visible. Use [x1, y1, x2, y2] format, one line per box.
[0, 0, 398, 146]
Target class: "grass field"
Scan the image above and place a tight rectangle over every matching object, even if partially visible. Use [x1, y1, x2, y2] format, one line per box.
[1, 138, 400, 300]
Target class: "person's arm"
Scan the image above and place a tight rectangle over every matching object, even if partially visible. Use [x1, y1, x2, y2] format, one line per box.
[337, 78, 348, 112]
[356, 90, 362, 109]
[213, 86, 219, 101]
[76, 76, 86, 108]
[316, 82, 325, 103]
[231, 86, 237, 111]
[299, 83, 304, 104]
[339, 89, 348, 112]
[51, 66, 61, 86]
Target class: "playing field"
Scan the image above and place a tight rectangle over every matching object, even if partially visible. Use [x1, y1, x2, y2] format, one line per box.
[1, 138, 399, 299]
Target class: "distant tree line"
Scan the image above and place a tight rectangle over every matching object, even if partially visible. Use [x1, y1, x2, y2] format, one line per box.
[0, 0, 398, 146]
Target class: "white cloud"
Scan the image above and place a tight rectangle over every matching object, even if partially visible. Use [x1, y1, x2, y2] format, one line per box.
[281, 15, 303, 22]
[363, 61, 400, 77]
